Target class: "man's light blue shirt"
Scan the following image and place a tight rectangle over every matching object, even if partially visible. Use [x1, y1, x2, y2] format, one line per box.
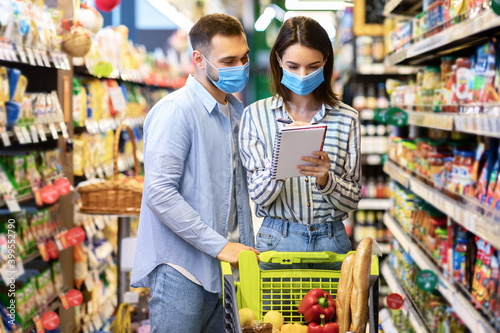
[131, 75, 255, 293]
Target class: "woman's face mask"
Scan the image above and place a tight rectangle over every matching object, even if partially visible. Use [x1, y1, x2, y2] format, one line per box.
[279, 58, 325, 96]
[203, 54, 250, 94]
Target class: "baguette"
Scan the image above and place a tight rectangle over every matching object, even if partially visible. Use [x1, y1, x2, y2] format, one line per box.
[349, 237, 373, 333]
[335, 253, 355, 333]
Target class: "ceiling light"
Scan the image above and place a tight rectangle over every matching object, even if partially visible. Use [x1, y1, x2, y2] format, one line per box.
[285, 0, 354, 11]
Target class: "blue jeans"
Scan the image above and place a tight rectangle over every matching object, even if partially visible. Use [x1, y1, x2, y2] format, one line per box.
[148, 264, 223, 333]
[255, 217, 352, 270]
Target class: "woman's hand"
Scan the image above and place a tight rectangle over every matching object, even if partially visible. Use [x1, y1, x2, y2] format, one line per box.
[298, 150, 331, 188]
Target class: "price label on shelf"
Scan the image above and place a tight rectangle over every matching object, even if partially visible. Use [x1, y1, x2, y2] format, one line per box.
[34, 50, 44, 67]
[9, 48, 18, 63]
[13, 127, 26, 144]
[108, 87, 127, 112]
[3, 193, 21, 213]
[0, 128, 11, 147]
[49, 123, 59, 139]
[42, 52, 51, 67]
[21, 126, 32, 144]
[60, 121, 69, 139]
[29, 125, 39, 143]
[17, 47, 28, 64]
[37, 125, 48, 142]
[26, 47, 36, 66]
[0, 47, 5, 61]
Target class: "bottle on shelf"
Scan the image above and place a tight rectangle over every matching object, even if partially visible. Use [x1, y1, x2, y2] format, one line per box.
[353, 84, 367, 110]
[367, 177, 377, 198]
[376, 82, 389, 109]
[355, 210, 367, 243]
[366, 210, 378, 240]
[366, 83, 377, 110]
[376, 176, 387, 198]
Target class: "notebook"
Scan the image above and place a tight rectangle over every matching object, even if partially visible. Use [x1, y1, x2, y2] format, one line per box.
[271, 124, 328, 180]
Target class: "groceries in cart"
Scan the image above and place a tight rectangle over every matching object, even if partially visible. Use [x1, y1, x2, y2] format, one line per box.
[231, 237, 376, 333]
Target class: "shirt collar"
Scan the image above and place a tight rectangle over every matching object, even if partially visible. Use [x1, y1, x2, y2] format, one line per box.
[186, 74, 244, 116]
[270, 95, 336, 122]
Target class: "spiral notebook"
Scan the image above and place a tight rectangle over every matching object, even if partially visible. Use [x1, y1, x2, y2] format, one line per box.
[271, 124, 328, 180]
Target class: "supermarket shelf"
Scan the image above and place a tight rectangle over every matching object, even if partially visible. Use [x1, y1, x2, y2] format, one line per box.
[383, 160, 500, 246]
[0, 42, 70, 71]
[386, 10, 500, 66]
[361, 154, 384, 165]
[23, 294, 63, 333]
[383, 213, 497, 333]
[358, 198, 391, 210]
[22, 251, 40, 264]
[357, 63, 420, 75]
[380, 261, 429, 333]
[0, 124, 65, 147]
[402, 110, 500, 138]
[74, 64, 178, 89]
[0, 192, 34, 209]
[383, 0, 422, 16]
[406, 111, 455, 131]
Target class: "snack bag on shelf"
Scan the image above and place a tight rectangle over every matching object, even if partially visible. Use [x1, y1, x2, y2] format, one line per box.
[471, 237, 493, 307]
[473, 41, 497, 104]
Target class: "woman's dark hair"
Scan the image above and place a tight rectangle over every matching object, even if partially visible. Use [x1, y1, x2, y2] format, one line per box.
[269, 16, 339, 107]
[189, 14, 244, 55]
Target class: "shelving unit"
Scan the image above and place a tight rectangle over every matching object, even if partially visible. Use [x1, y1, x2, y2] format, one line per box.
[380, 261, 430, 333]
[383, 0, 422, 17]
[384, 160, 500, 246]
[0, 41, 71, 71]
[22, 292, 64, 333]
[396, 110, 500, 138]
[383, 213, 497, 333]
[358, 198, 391, 210]
[386, 10, 500, 66]
[356, 63, 420, 75]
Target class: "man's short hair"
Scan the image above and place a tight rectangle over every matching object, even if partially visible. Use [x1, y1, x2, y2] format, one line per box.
[189, 13, 244, 55]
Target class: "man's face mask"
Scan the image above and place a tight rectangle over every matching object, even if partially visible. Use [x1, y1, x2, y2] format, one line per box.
[202, 54, 250, 94]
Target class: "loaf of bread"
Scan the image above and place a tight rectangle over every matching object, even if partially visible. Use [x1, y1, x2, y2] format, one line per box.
[242, 323, 273, 333]
[349, 237, 373, 333]
[335, 252, 354, 333]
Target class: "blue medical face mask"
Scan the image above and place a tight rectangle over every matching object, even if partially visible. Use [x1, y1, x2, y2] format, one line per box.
[280, 59, 325, 96]
[203, 54, 250, 94]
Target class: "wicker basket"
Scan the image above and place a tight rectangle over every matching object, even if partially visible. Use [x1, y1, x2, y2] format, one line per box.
[78, 124, 143, 215]
[62, 28, 92, 58]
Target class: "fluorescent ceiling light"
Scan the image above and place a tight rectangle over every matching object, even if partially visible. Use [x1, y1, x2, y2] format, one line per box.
[285, 0, 354, 10]
[254, 5, 286, 31]
[143, 0, 194, 32]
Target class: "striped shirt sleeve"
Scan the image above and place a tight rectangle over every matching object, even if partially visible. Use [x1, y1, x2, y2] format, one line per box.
[239, 103, 285, 207]
[316, 111, 362, 212]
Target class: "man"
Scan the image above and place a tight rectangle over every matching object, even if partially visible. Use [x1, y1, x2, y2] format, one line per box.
[131, 14, 259, 332]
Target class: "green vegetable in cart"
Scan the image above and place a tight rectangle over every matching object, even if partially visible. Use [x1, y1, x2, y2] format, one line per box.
[307, 314, 339, 333]
[298, 288, 335, 324]
[281, 323, 308, 333]
[239, 308, 256, 327]
[263, 310, 284, 330]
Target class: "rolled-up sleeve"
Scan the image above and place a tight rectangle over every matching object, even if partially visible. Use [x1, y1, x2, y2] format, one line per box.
[143, 101, 228, 258]
[238, 105, 284, 207]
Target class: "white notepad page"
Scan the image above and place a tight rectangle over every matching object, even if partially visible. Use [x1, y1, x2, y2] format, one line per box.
[271, 124, 327, 180]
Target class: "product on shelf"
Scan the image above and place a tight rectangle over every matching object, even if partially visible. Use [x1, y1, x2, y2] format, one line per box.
[389, 179, 500, 326]
[389, 39, 500, 114]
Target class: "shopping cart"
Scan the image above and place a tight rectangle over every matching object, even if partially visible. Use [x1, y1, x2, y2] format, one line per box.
[222, 251, 379, 333]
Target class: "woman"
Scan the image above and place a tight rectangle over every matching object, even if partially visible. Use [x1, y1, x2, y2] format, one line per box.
[239, 16, 361, 258]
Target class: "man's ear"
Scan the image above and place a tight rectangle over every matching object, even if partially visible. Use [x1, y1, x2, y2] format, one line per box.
[193, 50, 205, 70]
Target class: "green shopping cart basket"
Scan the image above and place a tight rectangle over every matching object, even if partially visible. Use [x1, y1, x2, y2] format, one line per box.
[222, 250, 379, 333]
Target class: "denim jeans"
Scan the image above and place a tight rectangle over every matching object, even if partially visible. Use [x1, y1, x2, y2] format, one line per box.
[148, 264, 223, 333]
[255, 217, 352, 270]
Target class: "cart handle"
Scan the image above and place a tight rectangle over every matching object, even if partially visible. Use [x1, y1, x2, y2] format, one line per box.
[258, 251, 348, 264]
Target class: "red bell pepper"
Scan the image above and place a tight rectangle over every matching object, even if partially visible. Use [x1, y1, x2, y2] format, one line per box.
[298, 288, 335, 324]
[307, 314, 339, 333]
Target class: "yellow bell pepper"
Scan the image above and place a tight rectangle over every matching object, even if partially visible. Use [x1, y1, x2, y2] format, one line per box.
[281, 323, 308, 333]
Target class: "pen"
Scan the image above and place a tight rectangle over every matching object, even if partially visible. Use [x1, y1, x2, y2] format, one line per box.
[276, 118, 293, 124]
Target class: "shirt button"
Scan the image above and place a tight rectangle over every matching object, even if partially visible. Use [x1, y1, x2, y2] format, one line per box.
[305, 178, 309, 182]
[307, 203, 310, 207]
